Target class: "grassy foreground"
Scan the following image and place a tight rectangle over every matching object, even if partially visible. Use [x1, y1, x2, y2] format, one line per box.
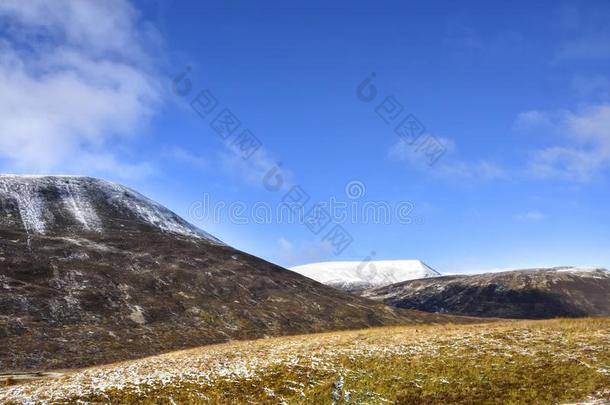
[1, 318, 609, 404]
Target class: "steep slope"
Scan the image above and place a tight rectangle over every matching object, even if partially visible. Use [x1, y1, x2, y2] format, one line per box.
[361, 267, 610, 319]
[0, 175, 453, 372]
[291, 260, 440, 292]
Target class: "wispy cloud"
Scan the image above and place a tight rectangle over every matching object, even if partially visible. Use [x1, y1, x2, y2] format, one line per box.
[163, 147, 207, 169]
[518, 104, 610, 182]
[0, 0, 163, 178]
[515, 210, 546, 222]
[443, 23, 483, 53]
[572, 75, 610, 101]
[219, 146, 294, 191]
[556, 38, 610, 61]
[552, 4, 610, 62]
[514, 110, 560, 132]
[388, 138, 506, 181]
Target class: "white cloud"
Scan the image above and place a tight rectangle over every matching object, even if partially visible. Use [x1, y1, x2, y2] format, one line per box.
[163, 147, 207, 169]
[219, 146, 294, 191]
[528, 147, 605, 182]
[519, 104, 610, 182]
[514, 110, 560, 132]
[444, 23, 483, 52]
[436, 160, 507, 180]
[556, 39, 610, 61]
[388, 138, 506, 181]
[278, 237, 294, 253]
[0, 0, 163, 178]
[82, 152, 155, 179]
[552, 5, 610, 62]
[568, 104, 610, 142]
[515, 210, 546, 222]
[572, 75, 610, 100]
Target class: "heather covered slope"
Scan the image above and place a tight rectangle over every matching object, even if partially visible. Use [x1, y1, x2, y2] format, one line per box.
[2, 319, 608, 404]
[0, 176, 458, 371]
[362, 267, 610, 319]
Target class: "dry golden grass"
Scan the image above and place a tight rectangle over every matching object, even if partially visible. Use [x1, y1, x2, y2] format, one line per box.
[1, 318, 609, 404]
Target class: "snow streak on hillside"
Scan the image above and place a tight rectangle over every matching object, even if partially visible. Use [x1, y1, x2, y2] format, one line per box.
[0, 175, 222, 243]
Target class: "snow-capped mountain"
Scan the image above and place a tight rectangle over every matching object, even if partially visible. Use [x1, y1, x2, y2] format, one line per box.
[290, 260, 441, 291]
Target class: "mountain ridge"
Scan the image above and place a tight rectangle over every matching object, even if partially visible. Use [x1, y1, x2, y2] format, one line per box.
[361, 267, 610, 319]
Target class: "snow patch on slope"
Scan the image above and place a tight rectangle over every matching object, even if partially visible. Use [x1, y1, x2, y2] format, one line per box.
[552, 267, 610, 279]
[1, 181, 47, 234]
[553, 266, 603, 273]
[61, 181, 102, 232]
[464, 266, 609, 278]
[99, 179, 221, 242]
[291, 260, 440, 290]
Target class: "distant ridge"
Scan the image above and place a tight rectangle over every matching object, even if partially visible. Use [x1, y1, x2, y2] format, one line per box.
[361, 267, 610, 319]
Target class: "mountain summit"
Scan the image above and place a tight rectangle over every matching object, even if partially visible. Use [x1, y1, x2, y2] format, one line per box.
[0, 175, 221, 243]
[291, 260, 440, 292]
[0, 175, 454, 371]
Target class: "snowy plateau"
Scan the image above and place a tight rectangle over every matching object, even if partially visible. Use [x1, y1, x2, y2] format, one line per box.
[290, 260, 441, 291]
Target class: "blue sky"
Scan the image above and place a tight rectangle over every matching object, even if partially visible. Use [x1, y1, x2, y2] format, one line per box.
[1, 0, 610, 272]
